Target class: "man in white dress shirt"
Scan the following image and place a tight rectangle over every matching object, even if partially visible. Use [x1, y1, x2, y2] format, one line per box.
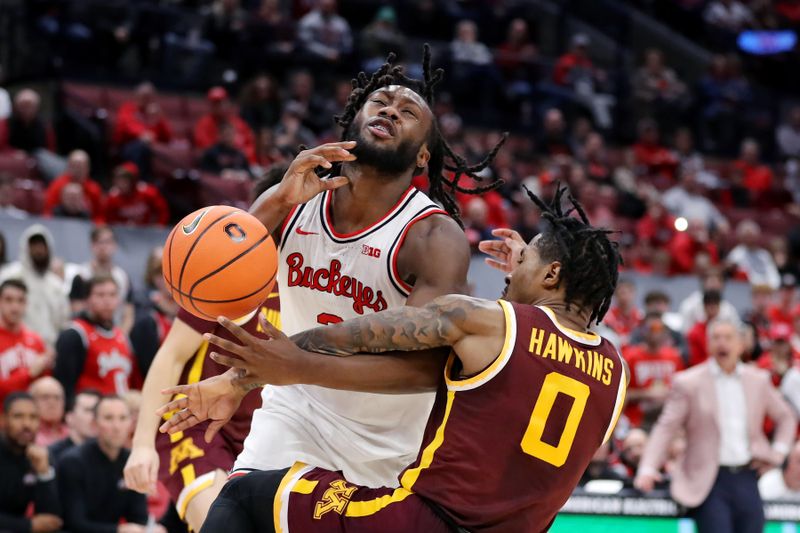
[634, 317, 796, 533]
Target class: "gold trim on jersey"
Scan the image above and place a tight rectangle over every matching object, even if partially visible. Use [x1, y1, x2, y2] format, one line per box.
[187, 340, 209, 384]
[602, 350, 628, 444]
[444, 299, 516, 391]
[274, 462, 313, 533]
[399, 390, 456, 491]
[344, 487, 413, 517]
[536, 306, 601, 346]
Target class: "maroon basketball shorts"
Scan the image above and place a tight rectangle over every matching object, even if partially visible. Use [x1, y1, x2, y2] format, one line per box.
[270, 462, 452, 533]
[155, 423, 237, 518]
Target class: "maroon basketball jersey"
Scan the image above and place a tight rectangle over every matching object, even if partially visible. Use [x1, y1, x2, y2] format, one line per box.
[176, 290, 281, 449]
[400, 300, 627, 532]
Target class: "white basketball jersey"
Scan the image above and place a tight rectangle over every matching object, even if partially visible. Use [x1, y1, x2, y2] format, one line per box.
[234, 186, 447, 486]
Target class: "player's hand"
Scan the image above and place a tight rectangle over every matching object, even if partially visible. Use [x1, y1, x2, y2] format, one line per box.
[25, 444, 50, 475]
[633, 471, 661, 493]
[124, 446, 160, 495]
[204, 315, 307, 388]
[275, 141, 357, 206]
[30, 514, 62, 533]
[156, 371, 246, 443]
[478, 228, 526, 273]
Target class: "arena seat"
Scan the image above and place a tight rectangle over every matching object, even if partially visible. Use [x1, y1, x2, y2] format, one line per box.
[151, 142, 195, 180]
[62, 82, 108, 113]
[198, 173, 252, 209]
[106, 88, 137, 112]
[11, 178, 45, 214]
[0, 152, 36, 179]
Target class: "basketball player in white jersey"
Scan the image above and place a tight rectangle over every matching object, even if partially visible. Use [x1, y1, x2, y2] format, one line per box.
[156, 49, 506, 506]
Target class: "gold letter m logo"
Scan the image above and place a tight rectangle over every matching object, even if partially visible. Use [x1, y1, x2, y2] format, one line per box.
[314, 480, 357, 519]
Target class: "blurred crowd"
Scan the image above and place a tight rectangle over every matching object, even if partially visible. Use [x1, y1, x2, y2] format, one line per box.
[0, 0, 798, 531]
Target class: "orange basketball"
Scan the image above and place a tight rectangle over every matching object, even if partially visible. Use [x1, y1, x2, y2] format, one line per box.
[162, 205, 278, 321]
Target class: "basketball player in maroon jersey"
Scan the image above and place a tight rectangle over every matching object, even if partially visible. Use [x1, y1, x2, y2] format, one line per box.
[161, 185, 629, 533]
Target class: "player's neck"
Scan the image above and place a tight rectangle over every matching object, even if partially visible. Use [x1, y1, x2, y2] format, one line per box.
[332, 163, 413, 232]
[538, 300, 591, 333]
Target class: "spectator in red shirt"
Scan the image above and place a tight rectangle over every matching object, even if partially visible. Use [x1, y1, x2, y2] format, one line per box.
[632, 118, 679, 181]
[687, 289, 722, 366]
[756, 323, 798, 386]
[194, 87, 256, 162]
[43, 150, 104, 222]
[745, 284, 775, 346]
[113, 82, 173, 182]
[553, 33, 596, 87]
[732, 138, 774, 195]
[51, 183, 92, 220]
[668, 218, 720, 274]
[28, 376, 68, 446]
[0, 280, 52, 402]
[623, 313, 684, 428]
[104, 163, 169, 226]
[112, 82, 172, 147]
[604, 278, 643, 347]
[767, 274, 799, 329]
[636, 195, 676, 248]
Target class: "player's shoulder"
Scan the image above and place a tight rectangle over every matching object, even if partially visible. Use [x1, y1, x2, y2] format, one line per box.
[402, 212, 467, 253]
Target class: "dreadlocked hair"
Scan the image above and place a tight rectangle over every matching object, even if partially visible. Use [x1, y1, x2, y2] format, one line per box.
[524, 183, 622, 326]
[331, 44, 507, 226]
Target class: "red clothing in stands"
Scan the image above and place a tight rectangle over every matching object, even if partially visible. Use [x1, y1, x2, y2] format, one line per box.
[767, 304, 800, 328]
[0, 325, 47, 401]
[732, 160, 773, 193]
[553, 53, 594, 86]
[105, 182, 169, 226]
[44, 174, 105, 221]
[635, 212, 676, 247]
[623, 344, 684, 427]
[632, 142, 678, 179]
[668, 233, 719, 274]
[112, 101, 173, 146]
[193, 114, 256, 162]
[687, 321, 710, 366]
[604, 305, 643, 346]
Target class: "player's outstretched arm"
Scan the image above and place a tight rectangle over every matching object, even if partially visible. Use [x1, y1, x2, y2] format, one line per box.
[213, 294, 504, 384]
[124, 319, 203, 494]
[250, 141, 356, 234]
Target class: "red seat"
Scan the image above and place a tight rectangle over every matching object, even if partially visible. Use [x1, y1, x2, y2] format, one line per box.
[107, 89, 137, 112]
[63, 83, 108, 111]
[198, 173, 252, 209]
[12, 179, 45, 214]
[185, 98, 208, 121]
[151, 142, 195, 179]
[0, 152, 36, 179]
[156, 95, 185, 118]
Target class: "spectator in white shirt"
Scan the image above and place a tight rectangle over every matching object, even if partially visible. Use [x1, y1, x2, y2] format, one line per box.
[297, 0, 352, 63]
[759, 442, 800, 501]
[0, 175, 27, 219]
[704, 0, 754, 32]
[776, 106, 800, 159]
[725, 220, 781, 289]
[678, 268, 740, 332]
[663, 167, 729, 233]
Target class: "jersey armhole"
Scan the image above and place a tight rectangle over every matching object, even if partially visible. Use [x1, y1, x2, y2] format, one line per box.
[386, 207, 448, 297]
[279, 204, 308, 250]
[69, 322, 90, 350]
[444, 299, 516, 391]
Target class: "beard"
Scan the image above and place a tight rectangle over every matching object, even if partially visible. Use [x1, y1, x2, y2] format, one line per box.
[31, 254, 49, 273]
[344, 123, 420, 176]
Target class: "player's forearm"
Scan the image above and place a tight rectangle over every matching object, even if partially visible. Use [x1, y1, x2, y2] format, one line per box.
[131, 350, 190, 447]
[296, 349, 445, 393]
[289, 300, 463, 356]
[249, 185, 293, 235]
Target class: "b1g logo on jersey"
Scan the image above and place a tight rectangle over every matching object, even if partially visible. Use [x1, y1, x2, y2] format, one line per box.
[361, 244, 381, 258]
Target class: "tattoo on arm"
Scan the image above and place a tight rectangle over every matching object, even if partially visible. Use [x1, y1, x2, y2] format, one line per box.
[290, 296, 476, 356]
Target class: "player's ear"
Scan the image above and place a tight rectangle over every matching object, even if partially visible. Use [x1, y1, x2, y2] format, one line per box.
[542, 261, 562, 289]
[416, 144, 431, 169]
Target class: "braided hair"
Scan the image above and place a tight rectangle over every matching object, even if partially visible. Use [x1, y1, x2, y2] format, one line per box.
[524, 183, 622, 326]
[332, 44, 507, 225]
